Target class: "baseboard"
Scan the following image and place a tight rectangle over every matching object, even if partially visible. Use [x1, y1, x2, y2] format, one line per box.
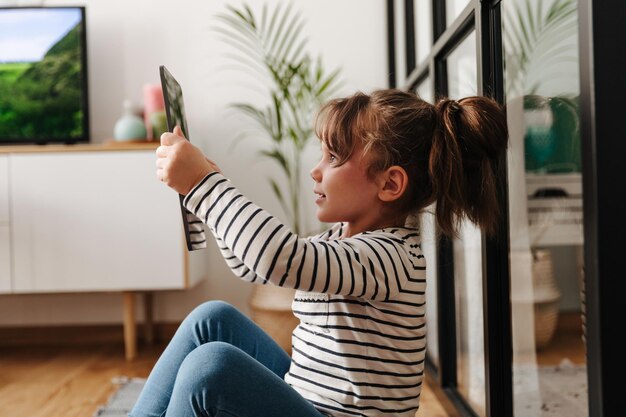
[0, 322, 180, 347]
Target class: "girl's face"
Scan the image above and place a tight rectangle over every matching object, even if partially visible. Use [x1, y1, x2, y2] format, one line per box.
[310, 142, 385, 237]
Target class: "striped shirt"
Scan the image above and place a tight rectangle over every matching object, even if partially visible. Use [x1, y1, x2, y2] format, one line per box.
[183, 172, 427, 417]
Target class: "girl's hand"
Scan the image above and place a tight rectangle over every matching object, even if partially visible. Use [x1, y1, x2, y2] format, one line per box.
[156, 126, 219, 195]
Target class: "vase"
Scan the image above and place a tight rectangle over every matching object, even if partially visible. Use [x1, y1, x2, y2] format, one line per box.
[143, 84, 165, 140]
[524, 102, 555, 173]
[114, 100, 147, 141]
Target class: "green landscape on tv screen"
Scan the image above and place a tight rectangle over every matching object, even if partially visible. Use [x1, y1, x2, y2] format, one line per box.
[0, 8, 86, 142]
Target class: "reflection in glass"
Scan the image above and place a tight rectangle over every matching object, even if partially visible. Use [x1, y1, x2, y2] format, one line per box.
[504, 0, 587, 415]
[447, 29, 485, 416]
[446, 0, 470, 27]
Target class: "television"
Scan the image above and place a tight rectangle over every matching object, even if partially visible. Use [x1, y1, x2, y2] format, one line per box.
[0, 6, 89, 144]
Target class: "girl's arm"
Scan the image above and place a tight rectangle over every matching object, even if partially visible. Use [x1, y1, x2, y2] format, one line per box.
[210, 224, 338, 284]
[184, 172, 425, 300]
[214, 235, 264, 283]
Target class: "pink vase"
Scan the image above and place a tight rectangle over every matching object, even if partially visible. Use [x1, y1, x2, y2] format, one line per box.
[143, 84, 165, 140]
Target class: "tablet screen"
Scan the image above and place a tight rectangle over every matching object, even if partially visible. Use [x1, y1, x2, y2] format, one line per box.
[159, 65, 199, 251]
[160, 65, 190, 140]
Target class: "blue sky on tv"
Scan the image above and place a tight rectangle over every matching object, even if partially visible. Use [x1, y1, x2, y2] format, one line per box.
[0, 8, 82, 63]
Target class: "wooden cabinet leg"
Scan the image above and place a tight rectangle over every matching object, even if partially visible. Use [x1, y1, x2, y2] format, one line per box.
[123, 291, 137, 361]
[143, 291, 155, 345]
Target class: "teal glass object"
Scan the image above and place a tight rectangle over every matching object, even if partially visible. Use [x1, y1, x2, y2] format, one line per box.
[114, 100, 147, 141]
[523, 95, 581, 173]
[525, 126, 555, 172]
[548, 97, 581, 173]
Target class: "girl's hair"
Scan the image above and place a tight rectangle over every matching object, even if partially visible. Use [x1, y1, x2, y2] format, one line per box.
[314, 89, 508, 237]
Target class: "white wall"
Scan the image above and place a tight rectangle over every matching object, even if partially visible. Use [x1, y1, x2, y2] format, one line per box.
[0, 0, 388, 325]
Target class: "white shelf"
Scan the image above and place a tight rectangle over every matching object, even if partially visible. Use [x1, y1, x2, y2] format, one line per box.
[526, 173, 583, 247]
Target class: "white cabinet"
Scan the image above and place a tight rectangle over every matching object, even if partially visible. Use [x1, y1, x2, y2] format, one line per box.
[0, 155, 10, 292]
[0, 226, 9, 293]
[9, 150, 199, 292]
[0, 155, 8, 223]
[526, 173, 583, 247]
[0, 144, 208, 359]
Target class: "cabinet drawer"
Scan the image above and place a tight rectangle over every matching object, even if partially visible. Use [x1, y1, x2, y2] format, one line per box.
[0, 155, 8, 224]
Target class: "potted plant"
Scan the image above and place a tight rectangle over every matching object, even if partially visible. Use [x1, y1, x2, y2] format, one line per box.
[214, 2, 342, 352]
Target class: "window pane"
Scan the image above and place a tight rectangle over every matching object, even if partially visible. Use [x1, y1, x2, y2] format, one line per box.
[454, 222, 485, 417]
[393, 0, 407, 86]
[415, 76, 437, 367]
[416, 76, 434, 103]
[420, 206, 439, 367]
[503, 0, 587, 415]
[415, 0, 432, 64]
[446, 29, 485, 416]
[446, 0, 470, 26]
[447, 32, 476, 99]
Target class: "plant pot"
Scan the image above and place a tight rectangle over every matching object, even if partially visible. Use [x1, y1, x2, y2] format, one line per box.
[248, 286, 298, 355]
[534, 297, 560, 349]
[532, 249, 561, 349]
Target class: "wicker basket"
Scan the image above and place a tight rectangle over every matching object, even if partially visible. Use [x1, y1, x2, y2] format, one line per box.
[534, 298, 560, 349]
[249, 285, 299, 355]
[532, 249, 561, 349]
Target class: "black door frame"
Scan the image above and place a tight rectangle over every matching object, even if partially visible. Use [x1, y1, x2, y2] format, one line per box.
[579, 1, 626, 416]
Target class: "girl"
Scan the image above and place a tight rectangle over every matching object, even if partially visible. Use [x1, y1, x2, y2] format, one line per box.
[131, 89, 508, 417]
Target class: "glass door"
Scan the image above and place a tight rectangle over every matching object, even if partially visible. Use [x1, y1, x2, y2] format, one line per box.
[390, 1, 623, 416]
[502, 0, 588, 415]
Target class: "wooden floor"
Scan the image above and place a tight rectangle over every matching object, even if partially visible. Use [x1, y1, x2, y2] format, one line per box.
[0, 313, 583, 417]
[537, 312, 586, 365]
[0, 343, 160, 417]
[0, 341, 449, 417]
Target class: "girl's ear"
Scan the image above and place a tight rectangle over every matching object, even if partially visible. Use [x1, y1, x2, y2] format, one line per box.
[378, 166, 408, 202]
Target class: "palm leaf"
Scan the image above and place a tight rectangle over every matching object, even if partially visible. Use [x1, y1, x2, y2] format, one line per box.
[260, 149, 291, 177]
[504, 0, 577, 95]
[273, 12, 305, 64]
[267, 3, 294, 58]
[212, 26, 262, 59]
[218, 51, 267, 76]
[230, 103, 272, 135]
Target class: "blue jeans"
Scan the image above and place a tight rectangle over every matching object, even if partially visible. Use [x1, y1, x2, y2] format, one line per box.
[129, 300, 326, 417]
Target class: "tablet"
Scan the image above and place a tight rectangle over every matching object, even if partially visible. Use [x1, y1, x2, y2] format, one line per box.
[159, 65, 197, 251]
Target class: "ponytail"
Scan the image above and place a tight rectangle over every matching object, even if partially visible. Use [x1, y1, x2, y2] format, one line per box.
[430, 96, 508, 237]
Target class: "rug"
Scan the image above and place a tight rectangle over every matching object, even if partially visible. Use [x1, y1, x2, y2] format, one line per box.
[93, 377, 146, 417]
[514, 361, 588, 417]
[96, 364, 588, 416]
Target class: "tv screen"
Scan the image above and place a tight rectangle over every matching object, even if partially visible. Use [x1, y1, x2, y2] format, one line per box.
[0, 6, 89, 144]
